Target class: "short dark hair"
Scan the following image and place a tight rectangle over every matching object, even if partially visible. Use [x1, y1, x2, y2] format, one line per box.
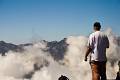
[93, 22, 101, 30]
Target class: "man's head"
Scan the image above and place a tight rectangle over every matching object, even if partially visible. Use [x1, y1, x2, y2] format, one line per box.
[93, 22, 101, 31]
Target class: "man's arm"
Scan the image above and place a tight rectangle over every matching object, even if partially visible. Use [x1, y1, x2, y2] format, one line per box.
[84, 47, 92, 61]
[85, 34, 93, 61]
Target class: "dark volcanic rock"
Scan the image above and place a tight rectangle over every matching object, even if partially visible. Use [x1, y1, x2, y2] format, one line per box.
[47, 38, 69, 61]
[0, 41, 23, 56]
[0, 38, 69, 60]
[19, 43, 33, 47]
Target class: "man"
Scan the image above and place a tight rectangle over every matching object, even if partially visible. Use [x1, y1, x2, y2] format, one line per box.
[84, 22, 109, 80]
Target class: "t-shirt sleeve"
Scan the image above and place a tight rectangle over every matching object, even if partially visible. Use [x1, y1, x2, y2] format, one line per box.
[87, 34, 94, 49]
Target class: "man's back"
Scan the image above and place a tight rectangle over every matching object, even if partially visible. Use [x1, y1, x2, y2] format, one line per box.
[89, 31, 109, 61]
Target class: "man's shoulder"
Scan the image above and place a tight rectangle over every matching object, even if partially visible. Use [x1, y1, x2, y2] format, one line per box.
[93, 31, 107, 36]
[89, 32, 95, 38]
[99, 32, 108, 37]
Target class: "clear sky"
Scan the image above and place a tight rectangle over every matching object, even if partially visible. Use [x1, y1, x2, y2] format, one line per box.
[0, 0, 120, 44]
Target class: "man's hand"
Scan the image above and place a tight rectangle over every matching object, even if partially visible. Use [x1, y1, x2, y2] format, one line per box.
[84, 57, 87, 61]
[84, 47, 91, 62]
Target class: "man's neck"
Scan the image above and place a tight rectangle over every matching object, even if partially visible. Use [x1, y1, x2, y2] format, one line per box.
[94, 30, 100, 32]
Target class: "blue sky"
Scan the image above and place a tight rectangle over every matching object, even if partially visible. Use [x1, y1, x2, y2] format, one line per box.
[0, 0, 120, 43]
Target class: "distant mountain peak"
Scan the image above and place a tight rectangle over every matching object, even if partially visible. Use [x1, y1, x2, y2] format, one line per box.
[0, 38, 68, 61]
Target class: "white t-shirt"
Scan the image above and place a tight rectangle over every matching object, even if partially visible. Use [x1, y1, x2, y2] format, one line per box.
[88, 31, 109, 61]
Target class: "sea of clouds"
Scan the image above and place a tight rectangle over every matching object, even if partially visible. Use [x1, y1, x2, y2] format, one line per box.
[0, 28, 119, 80]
